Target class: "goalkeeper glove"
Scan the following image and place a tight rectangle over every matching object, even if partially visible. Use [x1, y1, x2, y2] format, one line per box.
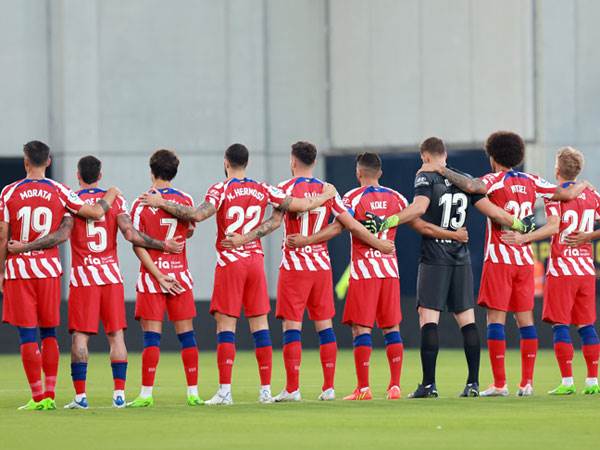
[511, 214, 536, 233]
[360, 212, 400, 234]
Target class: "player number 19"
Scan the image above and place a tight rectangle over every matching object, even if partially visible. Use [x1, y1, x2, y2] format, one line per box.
[16, 206, 52, 243]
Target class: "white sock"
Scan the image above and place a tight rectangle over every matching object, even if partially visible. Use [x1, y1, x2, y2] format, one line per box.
[562, 377, 574, 386]
[113, 390, 125, 399]
[140, 386, 153, 398]
[260, 385, 271, 392]
[187, 386, 198, 397]
[586, 377, 598, 386]
[219, 384, 231, 394]
[75, 393, 86, 402]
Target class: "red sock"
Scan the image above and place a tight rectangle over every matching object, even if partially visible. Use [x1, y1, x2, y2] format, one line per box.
[582, 344, 600, 378]
[319, 342, 337, 391]
[217, 343, 236, 384]
[553, 342, 574, 378]
[181, 348, 198, 387]
[354, 346, 371, 389]
[255, 346, 272, 386]
[283, 341, 301, 392]
[520, 338, 538, 386]
[487, 339, 506, 388]
[141, 346, 160, 387]
[41, 337, 59, 399]
[20, 343, 44, 402]
[386, 343, 404, 389]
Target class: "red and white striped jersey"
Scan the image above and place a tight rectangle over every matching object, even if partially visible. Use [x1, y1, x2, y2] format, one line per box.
[481, 170, 556, 266]
[277, 177, 347, 272]
[0, 178, 84, 280]
[205, 177, 287, 267]
[130, 187, 195, 294]
[342, 185, 408, 280]
[69, 189, 127, 287]
[544, 185, 600, 277]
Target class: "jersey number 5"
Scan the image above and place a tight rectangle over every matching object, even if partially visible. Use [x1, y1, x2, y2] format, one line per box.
[87, 217, 108, 252]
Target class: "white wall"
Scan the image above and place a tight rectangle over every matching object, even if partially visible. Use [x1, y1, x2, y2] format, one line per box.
[0, 0, 599, 299]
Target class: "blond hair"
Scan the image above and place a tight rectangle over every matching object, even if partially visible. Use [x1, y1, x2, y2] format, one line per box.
[556, 147, 584, 180]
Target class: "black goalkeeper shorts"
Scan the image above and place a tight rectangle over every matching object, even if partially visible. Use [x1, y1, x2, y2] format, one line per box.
[416, 263, 474, 313]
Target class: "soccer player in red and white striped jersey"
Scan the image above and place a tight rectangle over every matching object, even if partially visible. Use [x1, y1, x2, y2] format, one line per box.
[140, 143, 336, 405]
[425, 131, 589, 397]
[126, 150, 201, 408]
[0, 141, 120, 410]
[222, 142, 394, 402]
[502, 147, 600, 395]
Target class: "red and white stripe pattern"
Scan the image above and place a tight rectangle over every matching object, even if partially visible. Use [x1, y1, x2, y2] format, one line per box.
[350, 256, 399, 280]
[69, 263, 124, 287]
[216, 248, 264, 267]
[280, 247, 332, 271]
[136, 269, 194, 294]
[547, 256, 596, 277]
[4, 256, 62, 280]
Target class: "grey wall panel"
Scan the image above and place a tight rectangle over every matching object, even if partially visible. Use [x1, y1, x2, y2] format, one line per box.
[0, 0, 49, 155]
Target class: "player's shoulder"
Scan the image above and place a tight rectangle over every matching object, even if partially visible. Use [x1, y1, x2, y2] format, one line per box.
[379, 185, 408, 205]
[414, 171, 436, 188]
[0, 179, 23, 199]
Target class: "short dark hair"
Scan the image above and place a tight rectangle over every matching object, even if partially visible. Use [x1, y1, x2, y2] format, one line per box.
[485, 131, 525, 168]
[356, 152, 382, 172]
[150, 149, 179, 181]
[23, 140, 50, 167]
[420, 137, 446, 155]
[291, 141, 317, 166]
[78, 155, 102, 184]
[225, 143, 249, 168]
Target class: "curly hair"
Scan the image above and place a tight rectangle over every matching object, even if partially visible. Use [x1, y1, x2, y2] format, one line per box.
[484, 131, 525, 169]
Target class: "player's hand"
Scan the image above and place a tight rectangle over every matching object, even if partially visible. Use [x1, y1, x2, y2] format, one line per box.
[156, 273, 185, 295]
[286, 233, 310, 248]
[501, 231, 526, 246]
[453, 227, 469, 243]
[417, 161, 444, 174]
[564, 231, 592, 246]
[322, 183, 337, 200]
[221, 233, 245, 249]
[140, 189, 165, 207]
[164, 236, 185, 254]
[7, 240, 28, 254]
[375, 239, 395, 254]
[107, 186, 122, 197]
[360, 212, 384, 234]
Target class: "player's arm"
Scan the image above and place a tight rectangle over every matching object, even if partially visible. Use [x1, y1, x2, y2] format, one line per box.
[420, 162, 487, 194]
[286, 221, 344, 248]
[335, 212, 395, 254]
[551, 181, 591, 201]
[117, 214, 184, 254]
[565, 229, 600, 246]
[140, 191, 216, 223]
[473, 197, 532, 232]
[409, 218, 468, 243]
[0, 221, 8, 293]
[501, 215, 560, 245]
[279, 183, 337, 213]
[7, 216, 74, 254]
[221, 209, 284, 249]
[132, 246, 185, 295]
[362, 196, 430, 233]
[77, 187, 120, 220]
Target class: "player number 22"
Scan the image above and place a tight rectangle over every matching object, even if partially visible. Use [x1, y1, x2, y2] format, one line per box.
[226, 205, 262, 234]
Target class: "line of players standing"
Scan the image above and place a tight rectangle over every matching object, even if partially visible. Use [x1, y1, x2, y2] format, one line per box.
[0, 133, 598, 410]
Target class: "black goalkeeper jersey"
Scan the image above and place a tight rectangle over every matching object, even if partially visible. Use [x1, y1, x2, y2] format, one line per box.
[413, 170, 484, 266]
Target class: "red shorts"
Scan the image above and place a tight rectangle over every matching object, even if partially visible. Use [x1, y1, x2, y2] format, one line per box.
[343, 277, 401, 329]
[210, 253, 270, 318]
[2, 278, 61, 328]
[135, 289, 196, 322]
[68, 283, 126, 334]
[276, 269, 335, 322]
[478, 262, 534, 312]
[543, 275, 596, 325]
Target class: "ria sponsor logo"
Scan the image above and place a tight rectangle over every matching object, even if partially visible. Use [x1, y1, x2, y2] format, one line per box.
[83, 255, 103, 265]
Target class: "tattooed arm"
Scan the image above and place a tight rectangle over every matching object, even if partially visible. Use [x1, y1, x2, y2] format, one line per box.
[77, 187, 121, 220]
[133, 246, 185, 295]
[280, 183, 338, 213]
[439, 167, 487, 194]
[7, 216, 74, 254]
[221, 209, 284, 249]
[117, 214, 184, 253]
[140, 191, 216, 223]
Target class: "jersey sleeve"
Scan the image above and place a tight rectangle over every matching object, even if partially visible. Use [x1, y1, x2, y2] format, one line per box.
[342, 191, 355, 217]
[394, 191, 409, 212]
[592, 190, 600, 220]
[480, 172, 500, 191]
[57, 183, 85, 214]
[264, 183, 287, 208]
[413, 173, 433, 199]
[0, 185, 10, 223]
[532, 175, 557, 199]
[130, 198, 145, 232]
[115, 195, 129, 216]
[204, 182, 225, 210]
[544, 199, 561, 218]
[330, 193, 347, 218]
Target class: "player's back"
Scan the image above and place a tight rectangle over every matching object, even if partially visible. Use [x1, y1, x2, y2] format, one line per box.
[278, 177, 346, 271]
[482, 170, 555, 265]
[343, 185, 407, 279]
[1, 177, 81, 279]
[70, 188, 126, 286]
[546, 186, 600, 277]
[131, 187, 194, 292]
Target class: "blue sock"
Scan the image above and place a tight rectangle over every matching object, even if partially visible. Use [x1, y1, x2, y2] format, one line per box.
[283, 329, 302, 345]
[519, 325, 537, 340]
[216, 331, 235, 344]
[553, 325, 571, 344]
[252, 329, 272, 348]
[384, 331, 402, 346]
[177, 330, 197, 349]
[17, 327, 37, 345]
[39, 327, 56, 340]
[353, 333, 372, 348]
[318, 328, 336, 346]
[579, 325, 600, 345]
[143, 331, 161, 348]
[487, 323, 505, 341]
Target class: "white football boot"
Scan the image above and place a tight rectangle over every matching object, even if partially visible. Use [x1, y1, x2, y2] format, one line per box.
[258, 387, 274, 404]
[318, 388, 335, 401]
[205, 389, 233, 406]
[480, 384, 509, 397]
[517, 384, 534, 397]
[273, 389, 302, 402]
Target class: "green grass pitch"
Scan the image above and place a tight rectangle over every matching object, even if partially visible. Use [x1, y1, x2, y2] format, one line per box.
[1, 349, 598, 450]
